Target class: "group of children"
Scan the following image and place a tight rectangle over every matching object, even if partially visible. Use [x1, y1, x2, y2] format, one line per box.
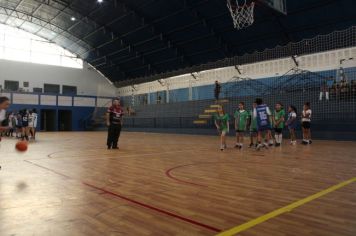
[0, 108, 38, 141]
[214, 98, 312, 151]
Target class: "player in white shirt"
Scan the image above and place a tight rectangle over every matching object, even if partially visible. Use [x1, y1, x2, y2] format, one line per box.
[0, 96, 10, 170]
[28, 109, 38, 140]
[0, 97, 10, 131]
[301, 102, 312, 145]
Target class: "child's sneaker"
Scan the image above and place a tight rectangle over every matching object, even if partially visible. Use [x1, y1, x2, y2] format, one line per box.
[256, 143, 263, 151]
[308, 140, 312, 144]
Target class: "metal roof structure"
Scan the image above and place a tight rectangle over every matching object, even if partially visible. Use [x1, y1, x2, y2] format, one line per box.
[0, 0, 355, 85]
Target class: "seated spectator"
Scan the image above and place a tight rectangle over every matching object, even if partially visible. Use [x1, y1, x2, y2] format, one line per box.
[336, 83, 341, 99]
[330, 80, 338, 100]
[351, 80, 356, 98]
[319, 81, 329, 101]
[340, 79, 350, 100]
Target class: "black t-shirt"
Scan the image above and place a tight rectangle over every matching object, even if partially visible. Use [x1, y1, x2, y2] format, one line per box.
[22, 114, 29, 126]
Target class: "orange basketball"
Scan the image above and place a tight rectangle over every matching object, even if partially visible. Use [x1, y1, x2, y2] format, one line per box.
[16, 141, 28, 152]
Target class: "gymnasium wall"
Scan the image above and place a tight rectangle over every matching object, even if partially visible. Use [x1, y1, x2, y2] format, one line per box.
[117, 46, 356, 105]
[0, 59, 117, 97]
[0, 92, 113, 131]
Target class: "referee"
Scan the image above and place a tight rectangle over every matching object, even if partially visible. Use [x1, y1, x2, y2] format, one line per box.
[106, 98, 124, 149]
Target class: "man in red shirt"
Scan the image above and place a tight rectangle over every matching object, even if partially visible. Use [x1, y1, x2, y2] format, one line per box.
[106, 98, 124, 149]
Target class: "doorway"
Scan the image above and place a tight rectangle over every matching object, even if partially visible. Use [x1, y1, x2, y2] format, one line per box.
[58, 110, 72, 131]
[41, 109, 56, 131]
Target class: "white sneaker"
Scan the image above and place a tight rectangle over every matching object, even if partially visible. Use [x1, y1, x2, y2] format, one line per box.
[256, 144, 263, 151]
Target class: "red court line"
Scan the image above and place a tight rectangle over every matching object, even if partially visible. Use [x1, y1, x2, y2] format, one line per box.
[83, 182, 222, 233]
[165, 164, 208, 187]
[165, 162, 235, 187]
[24, 160, 222, 233]
[24, 160, 71, 179]
[47, 151, 65, 158]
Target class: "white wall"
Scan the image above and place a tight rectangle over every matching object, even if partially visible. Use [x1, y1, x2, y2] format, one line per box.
[117, 46, 356, 97]
[0, 59, 117, 97]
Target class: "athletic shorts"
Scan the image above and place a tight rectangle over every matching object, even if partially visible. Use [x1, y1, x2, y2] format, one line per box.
[235, 129, 246, 134]
[302, 122, 311, 129]
[257, 126, 270, 132]
[274, 128, 283, 134]
[250, 129, 257, 135]
[221, 130, 227, 136]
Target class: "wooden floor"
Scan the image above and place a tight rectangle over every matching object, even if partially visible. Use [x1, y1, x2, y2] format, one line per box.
[0, 132, 355, 236]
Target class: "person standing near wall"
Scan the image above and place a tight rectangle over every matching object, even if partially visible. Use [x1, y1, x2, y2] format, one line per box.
[214, 81, 221, 101]
[106, 98, 124, 150]
[28, 109, 38, 140]
[0, 97, 10, 169]
[21, 109, 30, 141]
[32, 109, 38, 140]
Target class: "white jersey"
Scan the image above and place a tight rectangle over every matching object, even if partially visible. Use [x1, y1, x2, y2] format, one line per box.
[302, 109, 312, 122]
[28, 113, 38, 128]
[0, 109, 5, 123]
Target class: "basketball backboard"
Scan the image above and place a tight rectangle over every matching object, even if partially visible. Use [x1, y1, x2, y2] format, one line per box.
[260, 0, 287, 14]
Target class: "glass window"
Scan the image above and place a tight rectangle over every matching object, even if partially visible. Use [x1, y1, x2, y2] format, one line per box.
[44, 84, 60, 94]
[62, 85, 77, 95]
[4, 80, 19, 92]
[0, 23, 83, 69]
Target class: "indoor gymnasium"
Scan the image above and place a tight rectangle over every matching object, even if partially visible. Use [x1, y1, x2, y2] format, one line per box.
[0, 0, 356, 235]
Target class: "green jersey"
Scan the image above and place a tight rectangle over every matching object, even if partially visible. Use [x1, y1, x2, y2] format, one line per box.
[214, 114, 230, 131]
[249, 110, 257, 131]
[234, 110, 249, 131]
[274, 109, 285, 129]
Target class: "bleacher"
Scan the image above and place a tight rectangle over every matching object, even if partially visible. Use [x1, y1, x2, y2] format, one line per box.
[84, 67, 356, 140]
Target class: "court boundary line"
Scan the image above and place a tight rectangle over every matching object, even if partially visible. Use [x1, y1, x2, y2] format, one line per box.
[24, 159, 222, 233]
[82, 181, 221, 232]
[216, 177, 356, 236]
[165, 162, 236, 187]
[36, 148, 213, 161]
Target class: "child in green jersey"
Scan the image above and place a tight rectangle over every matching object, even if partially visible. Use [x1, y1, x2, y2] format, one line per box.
[234, 102, 249, 149]
[214, 106, 230, 151]
[272, 102, 285, 147]
[248, 102, 258, 148]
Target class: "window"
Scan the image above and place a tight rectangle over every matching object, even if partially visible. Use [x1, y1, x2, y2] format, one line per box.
[4, 80, 19, 92]
[62, 85, 77, 95]
[44, 84, 60, 94]
[23, 82, 29, 88]
[33, 87, 43, 93]
[0, 24, 83, 69]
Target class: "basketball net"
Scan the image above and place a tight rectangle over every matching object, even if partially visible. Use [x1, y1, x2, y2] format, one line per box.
[227, 0, 255, 30]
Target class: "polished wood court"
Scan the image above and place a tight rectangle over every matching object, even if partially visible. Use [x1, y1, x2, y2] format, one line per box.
[0, 132, 355, 236]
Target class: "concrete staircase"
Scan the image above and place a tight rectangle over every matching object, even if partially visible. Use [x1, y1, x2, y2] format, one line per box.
[193, 99, 229, 125]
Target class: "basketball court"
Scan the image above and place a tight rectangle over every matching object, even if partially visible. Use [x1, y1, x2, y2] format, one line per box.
[1, 132, 356, 235]
[0, 0, 356, 235]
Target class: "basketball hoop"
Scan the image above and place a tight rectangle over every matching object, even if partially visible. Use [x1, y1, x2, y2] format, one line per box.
[227, 0, 255, 30]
